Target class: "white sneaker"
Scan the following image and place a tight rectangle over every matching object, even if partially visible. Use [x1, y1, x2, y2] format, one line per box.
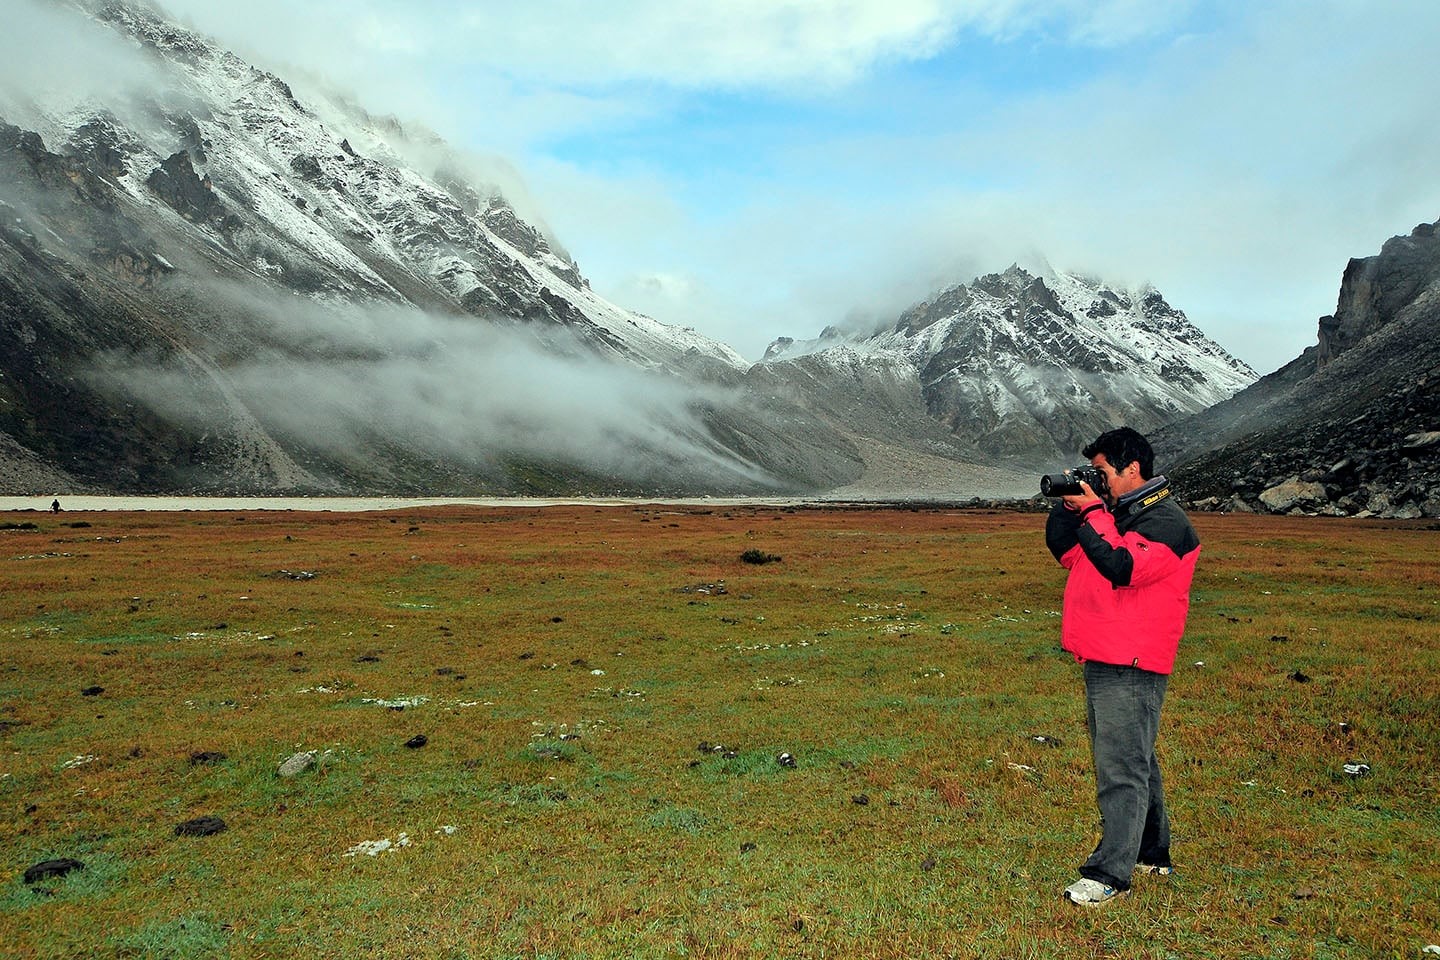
[1135, 863, 1174, 876]
[1064, 877, 1126, 907]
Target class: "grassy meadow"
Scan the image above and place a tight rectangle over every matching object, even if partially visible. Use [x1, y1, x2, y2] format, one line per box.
[0, 503, 1436, 959]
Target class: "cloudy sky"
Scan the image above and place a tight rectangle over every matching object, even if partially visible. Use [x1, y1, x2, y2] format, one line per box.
[106, 2, 1440, 372]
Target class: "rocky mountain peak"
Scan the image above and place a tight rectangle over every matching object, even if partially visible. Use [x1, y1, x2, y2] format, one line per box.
[1164, 216, 1440, 519]
[88, 0, 222, 68]
[1317, 217, 1440, 369]
[758, 264, 1256, 467]
[760, 336, 795, 362]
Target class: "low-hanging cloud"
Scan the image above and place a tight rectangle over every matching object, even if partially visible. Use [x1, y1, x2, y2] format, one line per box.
[531, 0, 1440, 372]
[88, 283, 778, 489]
[0, 1, 158, 118]
[16, 0, 1440, 384]
[2, 0, 228, 166]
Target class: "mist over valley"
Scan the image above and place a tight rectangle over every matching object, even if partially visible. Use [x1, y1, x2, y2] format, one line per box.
[1, 0, 1436, 518]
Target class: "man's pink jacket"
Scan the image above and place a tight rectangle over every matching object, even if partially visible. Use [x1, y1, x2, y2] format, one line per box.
[1045, 479, 1201, 674]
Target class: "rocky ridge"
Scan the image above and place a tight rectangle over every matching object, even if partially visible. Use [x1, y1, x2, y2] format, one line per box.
[1164, 220, 1440, 519]
[759, 266, 1255, 468]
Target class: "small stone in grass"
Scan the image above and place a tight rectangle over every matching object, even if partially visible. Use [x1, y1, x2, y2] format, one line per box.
[278, 751, 316, 777]
[405, 735, 428, 749]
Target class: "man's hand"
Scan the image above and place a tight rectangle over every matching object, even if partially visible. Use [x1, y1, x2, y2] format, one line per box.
[1062, 481, 1104, 514]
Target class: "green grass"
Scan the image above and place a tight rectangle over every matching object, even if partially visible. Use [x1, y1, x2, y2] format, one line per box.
[109, 913, 232, 959]
[0, 505, 1436, 958]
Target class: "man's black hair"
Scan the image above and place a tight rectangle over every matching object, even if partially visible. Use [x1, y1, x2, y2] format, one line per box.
[1083, 427, 1155, 480]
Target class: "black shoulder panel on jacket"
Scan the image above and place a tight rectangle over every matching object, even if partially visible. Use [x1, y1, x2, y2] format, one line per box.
[1123, 499, 1200, 559]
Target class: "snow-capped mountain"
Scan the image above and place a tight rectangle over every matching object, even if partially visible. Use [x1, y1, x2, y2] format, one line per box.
[1, 0, 1257, 499]
[1, 0, 868, 496]
[34, 0, 745, 373]
[759, 265, 1256, 467]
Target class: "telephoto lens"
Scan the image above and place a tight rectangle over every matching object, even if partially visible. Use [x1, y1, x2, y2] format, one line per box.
[1040, 473, 1081, 497]
[1040, 466, 1107, 498]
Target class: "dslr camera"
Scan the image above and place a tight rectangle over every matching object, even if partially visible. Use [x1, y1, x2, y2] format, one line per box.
[1040, 465, 1108, 498]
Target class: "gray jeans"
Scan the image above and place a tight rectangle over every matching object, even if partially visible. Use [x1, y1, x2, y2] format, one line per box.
[1080, 661, 1170, 890]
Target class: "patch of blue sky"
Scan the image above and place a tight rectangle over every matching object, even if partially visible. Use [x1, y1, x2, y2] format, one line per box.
[534, 7, 1220, 216]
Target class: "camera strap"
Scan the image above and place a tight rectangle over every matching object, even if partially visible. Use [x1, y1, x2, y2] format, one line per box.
[1134, 486, 1172, 511]
[1117, 480, 1172, 519]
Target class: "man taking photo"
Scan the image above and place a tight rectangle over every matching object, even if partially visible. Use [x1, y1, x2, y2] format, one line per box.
[1045, 427, 1201, 907]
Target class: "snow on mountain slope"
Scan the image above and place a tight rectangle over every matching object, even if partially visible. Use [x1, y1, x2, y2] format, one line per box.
[0, 0, 1251, 496]
[1, 0, 831, 496]
[761, 265, 1256, 465]
[38, 0, 746, 374]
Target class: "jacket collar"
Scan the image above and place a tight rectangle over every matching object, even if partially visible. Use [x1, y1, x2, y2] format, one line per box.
[1115, 475, 1171, 517]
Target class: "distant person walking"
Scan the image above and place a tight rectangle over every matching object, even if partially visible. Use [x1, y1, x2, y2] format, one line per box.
[50, 498, 61, 513]
[1044, 427, 1200, 907]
